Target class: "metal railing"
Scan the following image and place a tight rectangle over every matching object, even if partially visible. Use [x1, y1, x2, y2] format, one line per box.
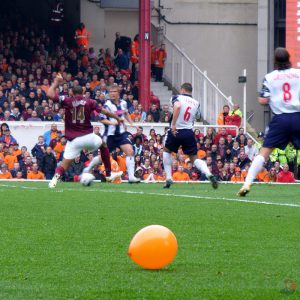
[152, 24, 233, 125]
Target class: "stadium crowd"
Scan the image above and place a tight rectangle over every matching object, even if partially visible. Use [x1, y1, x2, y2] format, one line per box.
[0, 18, 297, 183]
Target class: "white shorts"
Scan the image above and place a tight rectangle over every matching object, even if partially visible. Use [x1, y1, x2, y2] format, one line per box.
[64, 133, 102, 160]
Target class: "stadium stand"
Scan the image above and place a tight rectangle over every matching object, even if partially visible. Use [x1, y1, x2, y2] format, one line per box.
[0, 15, 298, 183]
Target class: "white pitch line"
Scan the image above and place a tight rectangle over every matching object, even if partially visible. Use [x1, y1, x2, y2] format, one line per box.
[0, 184, 299, 208]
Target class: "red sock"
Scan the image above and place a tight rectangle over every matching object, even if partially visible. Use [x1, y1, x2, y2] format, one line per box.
[55, 165, 65, 177]
[100, 146, 111, 177]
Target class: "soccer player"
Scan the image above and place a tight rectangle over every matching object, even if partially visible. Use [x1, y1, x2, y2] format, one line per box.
[101, 85, 140, 183]
[238, 47, 300, 196]
[47, 74, 123, 188]
[163, 82, 218, 189]
[82, 115, 123, 181]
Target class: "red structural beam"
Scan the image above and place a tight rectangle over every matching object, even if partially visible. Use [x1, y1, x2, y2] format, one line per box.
[139, 0, 151, 112]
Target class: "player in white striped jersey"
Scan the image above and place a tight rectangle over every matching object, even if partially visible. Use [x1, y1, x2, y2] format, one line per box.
[86, 85, 140, 183]
[163, 82, 218, 189]
[238, 47, 300, 196]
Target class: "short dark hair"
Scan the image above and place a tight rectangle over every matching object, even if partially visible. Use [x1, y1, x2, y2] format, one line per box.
[274, 47, 291, 70]
[72, 86, 83, 95]
[181, 83, 193, 93]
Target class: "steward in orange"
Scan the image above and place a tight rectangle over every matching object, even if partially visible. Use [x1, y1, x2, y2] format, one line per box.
[75, 23, 90, 49]
[155, 43, 167, 82]
[130, 34, 139, 81]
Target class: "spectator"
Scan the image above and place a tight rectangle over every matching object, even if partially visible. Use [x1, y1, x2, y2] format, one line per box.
[0, 128, 18, 146]
[227, 103, 242, 135]
[27, 110, 42, 121]
[21, 155, 34, 175]
[0, 163, 12, 179]
[74, 23, 90, 49]
[115, 48, 129, 70]
[133, 137, 143, 156]
[27, 163, 45, 180]
[4, 147, 17, 170]
[154, 43, 167, 82]
[277, 164, 295, 183]
[133, 127, 147, 143]
[53, 136, 67, 161]
[214, 127, 227, 145]
[148, 103, 160, 122]
[10, 162, 21, 178]
[268, 167, 277, 182]
[237, 151, 251, 170]
[43, 124, 59, 146]
[218, 168, 231, 181]
[130, 34, 139, 81]
[65, 156, 85, 182]
[274, 161, 282, 174]
[53, 108, 64, 121]
[1, 110, 15, 121]
[244, 138, 258, 161]
[256, 167, 270, 182]
[230, 167, 244, 182]
[217, 105, 230, 127]
[31, 136, 47, 163]
[40, 146, 57, 179]
[114, 32, 131, 57]
[160, 104, 171, 122]
[231, 141, 240, 158]
[236, 134, 247, 147]
[172, 165, 190, 181]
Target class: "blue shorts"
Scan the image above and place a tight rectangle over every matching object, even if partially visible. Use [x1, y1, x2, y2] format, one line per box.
[107, 132, 132, 152]
[263, 112, 300, 149]
[165, 129, 197, 155]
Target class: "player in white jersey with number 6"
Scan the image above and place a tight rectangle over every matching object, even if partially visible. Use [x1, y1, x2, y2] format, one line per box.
[238, 47, 300, 196]
[163, 82, 218, 189]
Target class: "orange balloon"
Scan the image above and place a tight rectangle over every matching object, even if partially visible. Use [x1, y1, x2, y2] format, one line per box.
[128, 225, 178, 270]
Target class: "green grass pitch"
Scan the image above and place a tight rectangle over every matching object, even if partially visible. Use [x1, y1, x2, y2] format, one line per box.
[0, 182, 299, 299]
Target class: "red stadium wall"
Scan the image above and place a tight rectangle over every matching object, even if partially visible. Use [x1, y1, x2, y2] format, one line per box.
[286, 0, 300, 67]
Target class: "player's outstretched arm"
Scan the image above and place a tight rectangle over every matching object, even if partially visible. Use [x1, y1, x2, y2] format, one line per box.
[101, 108, 123, 124]
[124, 111, 139, 131]
[100, 119, 118, 126]
[47, 74, 63, 99]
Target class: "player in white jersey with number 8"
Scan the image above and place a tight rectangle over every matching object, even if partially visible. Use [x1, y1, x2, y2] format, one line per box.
[238, 47, 300, 196]
[163, 82, 218, 189]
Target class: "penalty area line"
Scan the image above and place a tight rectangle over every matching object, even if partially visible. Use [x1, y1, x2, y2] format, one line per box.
[0, 184, 299, 208]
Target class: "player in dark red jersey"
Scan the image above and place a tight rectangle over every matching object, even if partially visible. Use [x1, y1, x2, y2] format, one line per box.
[47, 74, 122, 188]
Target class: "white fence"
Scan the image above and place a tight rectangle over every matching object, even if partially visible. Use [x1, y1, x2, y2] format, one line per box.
[2, 121, 238, 152]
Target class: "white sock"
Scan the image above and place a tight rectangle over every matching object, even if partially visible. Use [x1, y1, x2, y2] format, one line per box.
[126, 156, 135, 180]
[244, 154, 265, 186]
[163, 152, 172, 180]
[85, 156, 101, 173]
[194, 159, 212, 179]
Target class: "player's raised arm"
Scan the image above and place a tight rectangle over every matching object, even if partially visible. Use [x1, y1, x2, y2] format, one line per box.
[47, 74, 63, 100]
